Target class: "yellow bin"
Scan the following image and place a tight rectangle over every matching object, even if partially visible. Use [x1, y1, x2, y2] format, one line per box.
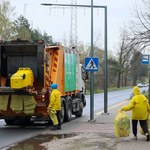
[11, 68, 34, 89]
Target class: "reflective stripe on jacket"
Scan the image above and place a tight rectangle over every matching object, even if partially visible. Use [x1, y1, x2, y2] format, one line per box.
[121, 86, 150, 120]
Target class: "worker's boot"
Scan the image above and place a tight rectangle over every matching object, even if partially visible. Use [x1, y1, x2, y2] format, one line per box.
[146, 133, 149, 141]
[51, 125, 58, 130]
[57, 125, 61, 130]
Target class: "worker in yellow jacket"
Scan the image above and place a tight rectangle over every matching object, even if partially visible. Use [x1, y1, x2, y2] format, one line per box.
[47, 84, 61, 130]
[121, 86, 150, 141]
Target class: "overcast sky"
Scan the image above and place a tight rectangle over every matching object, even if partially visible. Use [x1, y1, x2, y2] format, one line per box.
[10, 0, 143, 54]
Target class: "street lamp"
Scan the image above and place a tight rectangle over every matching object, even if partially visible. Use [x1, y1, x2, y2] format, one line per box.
[41, 3, 108, 120]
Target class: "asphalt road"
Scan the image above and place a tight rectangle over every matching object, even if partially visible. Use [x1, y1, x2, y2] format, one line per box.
[0, 87, 148, 149]
[83, 87, 148, 116]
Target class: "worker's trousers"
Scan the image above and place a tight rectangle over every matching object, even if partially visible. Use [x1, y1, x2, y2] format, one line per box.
[132, 119, 149, 136]
[49, 109, 58, 125]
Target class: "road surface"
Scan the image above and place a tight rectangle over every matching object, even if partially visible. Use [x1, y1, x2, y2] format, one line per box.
[0, 87, 148, 149]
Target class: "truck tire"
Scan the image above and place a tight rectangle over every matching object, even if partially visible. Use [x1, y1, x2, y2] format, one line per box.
[75, 101, 83, 117]
[5, 116, 31, 126]
[64, 98, 72, 122]
[61, 99, 65, 123]
[4, 118, 16, 125]
[18, 117, 31, 125]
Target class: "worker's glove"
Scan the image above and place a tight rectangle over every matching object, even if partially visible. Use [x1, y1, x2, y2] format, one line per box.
[47, 108, 51, 113]
[51, 109, 56, 114]
[119, 109, 123, 112]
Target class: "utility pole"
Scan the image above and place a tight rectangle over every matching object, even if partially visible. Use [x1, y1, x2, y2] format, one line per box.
[70, 0, 78, 49]
[23, 3, 27, 18]
[89, 0, 94, 121]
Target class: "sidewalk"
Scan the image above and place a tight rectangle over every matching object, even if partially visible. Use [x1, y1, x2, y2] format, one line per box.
[94, 100, 150, 150]
[44, 99, 150, 150]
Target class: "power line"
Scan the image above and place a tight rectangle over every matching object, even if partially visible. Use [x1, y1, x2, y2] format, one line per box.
[46, 0, 78, 49]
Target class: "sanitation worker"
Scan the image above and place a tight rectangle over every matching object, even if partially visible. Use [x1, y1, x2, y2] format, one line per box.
[121, 86, 150, 141]
[47, 84, 61, 130]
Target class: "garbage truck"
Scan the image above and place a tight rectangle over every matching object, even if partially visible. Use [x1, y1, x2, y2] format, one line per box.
[0, 39, 86, 125]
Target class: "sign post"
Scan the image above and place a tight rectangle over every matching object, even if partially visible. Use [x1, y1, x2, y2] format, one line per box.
[85, 57, 98, 121]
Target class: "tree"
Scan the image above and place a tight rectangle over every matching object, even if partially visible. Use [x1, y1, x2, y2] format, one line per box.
[31, 28, 43, 41]
[13, 15, 31, 40]
[42, 32, 53, 44]
[116, 30, 134, 88]
[31, 29, 53, 44]
[126, 0, 150, 51]
[107, 57, 120, 87]
[13, 16, 54, 44]
[0, 0, 15, 40]
[116, 1, 150, 86]
[129, 51, 148, 85]
[115, 27, 148, 88]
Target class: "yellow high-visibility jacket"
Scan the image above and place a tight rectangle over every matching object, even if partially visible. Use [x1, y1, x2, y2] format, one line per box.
[121, 86, 150, 120]
[48, 89, 61, 111]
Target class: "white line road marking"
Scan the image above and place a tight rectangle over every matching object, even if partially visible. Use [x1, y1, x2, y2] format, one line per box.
[95, 101, 128, 116]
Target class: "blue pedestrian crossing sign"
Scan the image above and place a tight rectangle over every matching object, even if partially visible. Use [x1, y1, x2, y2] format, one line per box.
[84, 57, 99, 72]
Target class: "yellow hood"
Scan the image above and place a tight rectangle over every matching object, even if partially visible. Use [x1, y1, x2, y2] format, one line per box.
[133, 86, 140, 95]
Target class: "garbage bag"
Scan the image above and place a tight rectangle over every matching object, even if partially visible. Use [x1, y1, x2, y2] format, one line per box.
[23, 95, 36, 114]
[0, 95, 9, 111]
[140, 116, 150, 135]
[114, 111, 130, 137]
[10, 95, 23, 112]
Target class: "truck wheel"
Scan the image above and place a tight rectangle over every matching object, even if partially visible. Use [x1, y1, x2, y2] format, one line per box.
[64, 100, 72, 122]
[75, 101, 83, 117]
[18, 117, 31, 125]
[4, 118, 16, 125]
[61, 100, 65, 123]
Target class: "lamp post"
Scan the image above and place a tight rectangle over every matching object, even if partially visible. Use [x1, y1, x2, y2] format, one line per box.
[41, 3, 108, 120]
[90, 0, 94, 121]
[104, 6, 108, 114]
